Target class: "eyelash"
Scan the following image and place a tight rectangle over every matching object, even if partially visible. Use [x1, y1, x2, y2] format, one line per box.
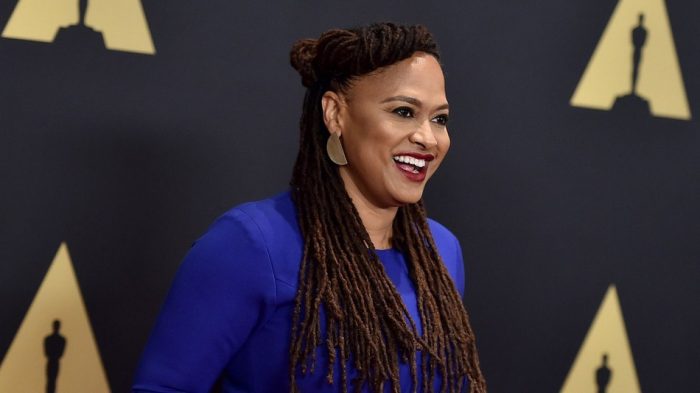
[393, 107, 414, 118]
[433, 114, 449, 126]
[392, 107, 449, 126]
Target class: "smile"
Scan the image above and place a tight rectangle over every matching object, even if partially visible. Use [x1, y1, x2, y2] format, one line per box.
[392, 153, 434, 182]
[393, 155, 427, 169]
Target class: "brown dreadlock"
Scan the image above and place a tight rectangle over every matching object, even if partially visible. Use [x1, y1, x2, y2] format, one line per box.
[288, 22, 487, 393]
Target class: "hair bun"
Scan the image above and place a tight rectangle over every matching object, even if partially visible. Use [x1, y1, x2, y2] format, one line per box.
[290, 39, 318, 88]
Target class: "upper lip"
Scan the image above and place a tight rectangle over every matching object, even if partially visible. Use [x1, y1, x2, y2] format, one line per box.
[393, 152, 435, 161]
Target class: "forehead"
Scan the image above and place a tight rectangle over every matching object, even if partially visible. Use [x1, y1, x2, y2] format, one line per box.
[346, 53, 446, 103]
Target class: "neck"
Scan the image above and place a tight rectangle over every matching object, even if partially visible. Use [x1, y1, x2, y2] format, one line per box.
[339, 169, 397, 250]
[356, 199, 397, 250]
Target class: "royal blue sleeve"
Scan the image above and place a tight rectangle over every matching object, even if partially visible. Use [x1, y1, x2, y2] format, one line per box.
[453, 235, 466, 298]
[132, 209, 276, 393]
[428, 219, 467, 299]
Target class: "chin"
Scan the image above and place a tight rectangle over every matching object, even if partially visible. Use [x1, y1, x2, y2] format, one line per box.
[391, 188, 425, 205]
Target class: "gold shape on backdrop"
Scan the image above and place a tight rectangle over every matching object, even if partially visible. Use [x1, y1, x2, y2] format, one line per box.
[560, 285, 641, 393]
[1, 0, 155, 55]
[0, 243, 111, 393]
[570, 0, 691, 120]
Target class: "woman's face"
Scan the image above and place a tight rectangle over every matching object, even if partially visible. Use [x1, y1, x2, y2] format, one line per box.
[324, 52, 450, 208]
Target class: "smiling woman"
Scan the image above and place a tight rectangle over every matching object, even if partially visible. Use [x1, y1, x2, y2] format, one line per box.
[132, 22, 486, 393]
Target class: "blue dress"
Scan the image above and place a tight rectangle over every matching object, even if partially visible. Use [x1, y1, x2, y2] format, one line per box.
[132, 191, 467, 393]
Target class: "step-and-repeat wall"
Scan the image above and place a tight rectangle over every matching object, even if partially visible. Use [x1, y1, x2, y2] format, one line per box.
[1, 0, 698, 391]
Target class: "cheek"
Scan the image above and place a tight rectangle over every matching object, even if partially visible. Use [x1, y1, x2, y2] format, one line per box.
[438, 131, 451, 156]
[353, 122, 400, 157]
[430, 132, 450, 173]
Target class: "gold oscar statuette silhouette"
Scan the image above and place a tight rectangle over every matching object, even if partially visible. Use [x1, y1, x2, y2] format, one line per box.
[52, 0, 106, 51]
[44, 320, 67, 393]
[595, 353, 612, 393]
[611, 13, 651, 116]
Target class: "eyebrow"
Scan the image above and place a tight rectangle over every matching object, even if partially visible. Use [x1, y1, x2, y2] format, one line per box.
[380, 95, 449, 111]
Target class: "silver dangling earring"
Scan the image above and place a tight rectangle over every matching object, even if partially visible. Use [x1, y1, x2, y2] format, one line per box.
[326, 132, 348, 165]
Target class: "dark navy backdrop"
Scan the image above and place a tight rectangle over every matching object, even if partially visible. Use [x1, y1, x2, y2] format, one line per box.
[1, 0, 698, 391]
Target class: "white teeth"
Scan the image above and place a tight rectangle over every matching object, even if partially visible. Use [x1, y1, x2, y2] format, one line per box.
[392, 155, 426, 168]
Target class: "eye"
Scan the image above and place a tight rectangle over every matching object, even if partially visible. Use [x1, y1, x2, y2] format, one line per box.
[393, 107, 414, 118]
[432, 113, 449, 126]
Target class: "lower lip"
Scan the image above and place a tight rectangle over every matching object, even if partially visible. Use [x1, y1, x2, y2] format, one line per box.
[394, 162, 427, 182]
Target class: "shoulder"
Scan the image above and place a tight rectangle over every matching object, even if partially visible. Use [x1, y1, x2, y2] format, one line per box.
[203, 190, 299, 248]
[165, 193, 301, 326]
[426, 218, 461, 264]
[228, 190, 296, 223]
[217, 190, 297, 232]
[181, 191, 295, 275]
[426, 217, 466, 296]
[195, 190, 303, 287]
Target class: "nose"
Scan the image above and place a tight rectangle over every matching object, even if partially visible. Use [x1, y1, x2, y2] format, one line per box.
[409, 120, 438, 149]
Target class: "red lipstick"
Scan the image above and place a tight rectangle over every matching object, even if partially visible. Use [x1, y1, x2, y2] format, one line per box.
[392, 152, 435, 182]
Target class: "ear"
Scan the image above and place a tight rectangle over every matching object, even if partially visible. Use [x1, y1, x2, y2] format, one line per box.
[321, 91, 344, 135]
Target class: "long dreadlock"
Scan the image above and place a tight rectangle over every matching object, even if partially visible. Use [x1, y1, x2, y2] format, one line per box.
[288, 22, 487, 393]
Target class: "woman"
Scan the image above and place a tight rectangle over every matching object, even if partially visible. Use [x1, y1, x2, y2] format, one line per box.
[133, 22, 486, 393]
